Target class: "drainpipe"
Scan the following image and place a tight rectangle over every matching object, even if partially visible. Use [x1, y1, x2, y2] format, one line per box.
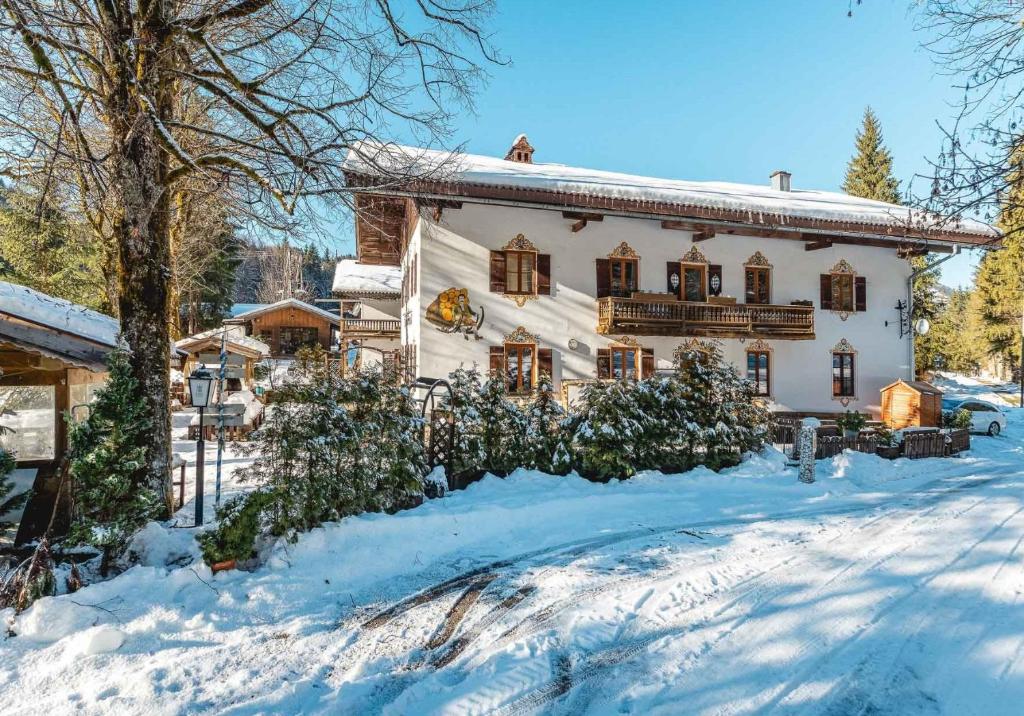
[908, 245, 960, 379]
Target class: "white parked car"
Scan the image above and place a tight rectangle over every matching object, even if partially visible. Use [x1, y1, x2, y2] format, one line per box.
[942, 398, 1007, 436]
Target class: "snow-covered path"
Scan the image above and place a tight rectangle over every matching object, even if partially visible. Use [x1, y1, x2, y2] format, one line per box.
[337, 465, 1024, 715]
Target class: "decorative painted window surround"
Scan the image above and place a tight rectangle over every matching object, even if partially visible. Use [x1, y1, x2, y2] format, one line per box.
[744, 251, 772, 305]
[830, 337, 857, 405]
[745, 338, 772, 398]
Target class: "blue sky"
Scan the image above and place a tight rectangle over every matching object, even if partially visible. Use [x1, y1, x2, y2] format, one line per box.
[352, 1, 982, 286]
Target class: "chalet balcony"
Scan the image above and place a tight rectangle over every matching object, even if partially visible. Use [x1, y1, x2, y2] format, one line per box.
[340, 318, 401, 338]
[596, 295, 815, 340]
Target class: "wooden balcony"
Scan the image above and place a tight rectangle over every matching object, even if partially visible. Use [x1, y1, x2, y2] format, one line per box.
[596, 296, 815, 339]
[340, 318, 401, 338]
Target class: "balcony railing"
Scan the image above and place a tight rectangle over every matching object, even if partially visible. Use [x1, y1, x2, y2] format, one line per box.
[341, 318, 401, 336]
[596, 296, 815, 339]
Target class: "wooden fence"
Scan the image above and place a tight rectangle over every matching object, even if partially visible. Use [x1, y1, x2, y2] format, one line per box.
[902, 431, 948, 459]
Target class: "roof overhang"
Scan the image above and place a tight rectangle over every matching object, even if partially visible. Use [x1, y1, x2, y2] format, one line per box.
[344, 171, 999, 253]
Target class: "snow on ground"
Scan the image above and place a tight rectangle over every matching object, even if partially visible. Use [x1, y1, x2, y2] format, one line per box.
[2, 381, 1024, 714]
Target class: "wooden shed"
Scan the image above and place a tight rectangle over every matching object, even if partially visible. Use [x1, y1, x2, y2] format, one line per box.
[880, 379, 943, 429]
[0, 281, 118, 544]
[223, 298, 340, 357]
[175, 328, 270, 399]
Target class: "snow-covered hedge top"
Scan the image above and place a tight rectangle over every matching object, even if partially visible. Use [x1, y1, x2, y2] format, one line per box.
[0, 280, 119, 347]
[343, 142, 997, 239]
[332, 259, 401, 295]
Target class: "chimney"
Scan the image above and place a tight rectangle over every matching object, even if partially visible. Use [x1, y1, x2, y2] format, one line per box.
[770, 170, 792, 192]
[505, 134, 534, 164]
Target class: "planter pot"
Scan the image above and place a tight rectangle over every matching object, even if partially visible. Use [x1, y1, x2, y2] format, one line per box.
[843, 430, 860, 439]
[875, 445, 900, 460]
[211, 559, 236, 573]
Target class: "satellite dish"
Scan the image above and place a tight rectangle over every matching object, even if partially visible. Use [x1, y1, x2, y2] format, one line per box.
[914, 318, 931, 336]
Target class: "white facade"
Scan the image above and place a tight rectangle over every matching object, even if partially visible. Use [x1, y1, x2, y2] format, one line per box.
[408, 203, 915, 417]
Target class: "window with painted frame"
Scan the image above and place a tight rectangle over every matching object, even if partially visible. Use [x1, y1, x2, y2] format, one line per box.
[832, 351, 856, 398]
[746, 350, 771, 397]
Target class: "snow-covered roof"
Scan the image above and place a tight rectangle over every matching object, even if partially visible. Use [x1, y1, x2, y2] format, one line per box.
[0, 280, 119, 347]
[343, 142, 998, 242]
[332, 259, 402, 296]
[175, 326, 270, 356]
[223, 297, 341, 325]
[229, 303, 268, 318]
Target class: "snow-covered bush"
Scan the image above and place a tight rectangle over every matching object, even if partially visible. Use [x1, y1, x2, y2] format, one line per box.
[568, 379, 649, 481]
[477, 375, 527, 476]
[204, 366, 427, 562]
[524, 374, 569, 474]
[942, 408, 972, 430]
[673, 342, 773, 470]
[0, 445, 28, 529]
[67, 350, 163, 573]
[441, 367, 486, 478]
[836, 410, 868, 434]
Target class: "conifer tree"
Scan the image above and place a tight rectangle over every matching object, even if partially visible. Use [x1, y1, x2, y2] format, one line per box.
[843, 107, 941, 376]
[476, 376, 527, 476]
[569, 380, 648, 481]
[0, 446, 28, 531]
[442, 368, 486, 478]
[67, 350, 162, 573]
[524, 374, 569, 474]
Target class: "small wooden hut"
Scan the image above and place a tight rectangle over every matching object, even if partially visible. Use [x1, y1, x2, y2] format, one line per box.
[0, 281, 118, 544]
[175, 328, 270, 400]
[880, 379, 943, 429]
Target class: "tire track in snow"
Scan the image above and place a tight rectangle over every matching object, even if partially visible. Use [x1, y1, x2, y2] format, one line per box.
[765, 500, 1024, 712]
[484, 480, 1012, 715]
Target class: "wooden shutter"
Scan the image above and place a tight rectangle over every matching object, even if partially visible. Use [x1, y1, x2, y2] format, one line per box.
[489, 251, 506, 293]
[641, 348, 655, 377]
[596, 348, 611, 379]
[708, 264, 723, 297]
[820, 274, 833, 311]
[854, 276, 867, 312]
[537, 254, 551, 295]
[666, 261, 680, 297]
[595, 258, 611, 298]
[489, 346, 504, 376]
[538, 348, 553, 379]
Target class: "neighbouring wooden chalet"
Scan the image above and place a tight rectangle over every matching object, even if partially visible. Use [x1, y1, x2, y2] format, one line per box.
[0, 281, 117, 544]
[341, 135, 998, 417]
[223, 298, 341, 357]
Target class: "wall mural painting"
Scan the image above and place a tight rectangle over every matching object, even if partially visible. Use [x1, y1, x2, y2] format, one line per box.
[426, 288, 484, 340]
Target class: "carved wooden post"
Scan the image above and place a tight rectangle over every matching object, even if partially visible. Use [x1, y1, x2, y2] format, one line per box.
[799, 417, 820, 484]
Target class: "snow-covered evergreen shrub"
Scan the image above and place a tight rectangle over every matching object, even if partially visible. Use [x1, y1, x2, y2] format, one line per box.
[476, 375, 527, 475]
[673, 342, 773, 470]
[524, 374, 569, 474]
[198, 490, 275, 564]
[442, 367, 485, 478]
[633, 375, 693, 474]
[213, 365, 426, 559]
[67, 350, 163, 572]
[568, 380, 649, 480]
[942, 408, 972, 430]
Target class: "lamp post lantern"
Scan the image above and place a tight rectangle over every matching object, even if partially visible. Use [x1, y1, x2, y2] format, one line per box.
[188, 368, 215, 527]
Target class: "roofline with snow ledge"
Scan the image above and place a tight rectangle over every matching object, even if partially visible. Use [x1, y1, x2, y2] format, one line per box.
[344, 173, 997, 256]
[222, 297, 341, 325]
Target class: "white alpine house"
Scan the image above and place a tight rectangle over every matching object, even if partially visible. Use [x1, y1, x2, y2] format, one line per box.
[341, 136, 997, 416]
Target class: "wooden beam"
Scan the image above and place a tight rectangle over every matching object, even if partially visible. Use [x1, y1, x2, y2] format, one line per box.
[692, 230, 716, 242]
[561, 211, 603, 221]
[571, 218, 588, 233]
[804, 240, 833, 251]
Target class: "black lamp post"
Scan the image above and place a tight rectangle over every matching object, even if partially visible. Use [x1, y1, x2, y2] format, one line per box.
[188, 368, 215, 527]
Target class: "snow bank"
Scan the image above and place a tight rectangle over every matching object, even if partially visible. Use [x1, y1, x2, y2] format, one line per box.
[15, 598, 100, 642]
[332, 259, 402, 294]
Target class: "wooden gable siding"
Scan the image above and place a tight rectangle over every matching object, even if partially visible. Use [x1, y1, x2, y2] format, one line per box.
[248, 305, 333, 355]
[881, 380, 942, 429]
[354, 194, 418, 266]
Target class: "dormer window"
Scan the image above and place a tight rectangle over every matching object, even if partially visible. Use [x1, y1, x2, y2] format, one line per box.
[504, 134, 535, 164]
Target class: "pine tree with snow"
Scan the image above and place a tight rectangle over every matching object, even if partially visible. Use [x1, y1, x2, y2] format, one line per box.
[476, 375, 527, 476]
[524, 374, 569, 474]
[634, 375, 692, 474]
[569, 380, 649, 481]
[0, 445, 28, 530]
[67, 350, 163, 573]
[673, 342, 772, 470]
[442, 367, 486, 478]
